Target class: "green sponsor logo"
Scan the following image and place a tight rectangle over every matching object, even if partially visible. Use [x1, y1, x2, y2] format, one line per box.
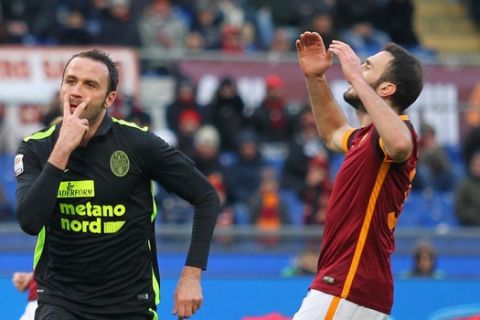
[110, 150, 129, 177]
[59, 201, 126, 234]
[57, 181, 95, 198]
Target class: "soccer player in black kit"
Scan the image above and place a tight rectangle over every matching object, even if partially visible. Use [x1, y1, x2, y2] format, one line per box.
[15, 49, 220, 320]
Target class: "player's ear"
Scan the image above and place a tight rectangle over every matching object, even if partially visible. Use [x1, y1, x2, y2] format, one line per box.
[104, 91, 117, 109]
[376, 82, 396, 98]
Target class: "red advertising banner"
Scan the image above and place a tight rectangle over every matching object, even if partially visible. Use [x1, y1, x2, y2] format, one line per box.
[0, 47, 140, 104]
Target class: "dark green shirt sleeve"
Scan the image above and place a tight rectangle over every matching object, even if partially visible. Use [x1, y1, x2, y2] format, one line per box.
[16, 142, 65, 235]
[141, 132, 220, 269]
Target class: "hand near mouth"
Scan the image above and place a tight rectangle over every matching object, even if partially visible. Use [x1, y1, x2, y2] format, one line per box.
[47, 95, 91, 170]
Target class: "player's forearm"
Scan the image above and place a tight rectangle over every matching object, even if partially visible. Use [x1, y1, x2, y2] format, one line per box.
[186, 188, 220, 270]
[306, 75, 348, 150]
[16, 163, 64, 235]
[352, 78, 412, 161]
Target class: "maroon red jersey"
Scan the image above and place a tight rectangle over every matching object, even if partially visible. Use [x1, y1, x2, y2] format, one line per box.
[310, 115, 417, 314]
[28, 277, 38, 301]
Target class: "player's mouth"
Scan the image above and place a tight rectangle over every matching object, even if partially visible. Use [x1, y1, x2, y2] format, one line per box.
[69, 100, 82, 111]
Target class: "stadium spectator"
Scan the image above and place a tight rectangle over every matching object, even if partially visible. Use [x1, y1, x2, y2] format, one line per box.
[307, 10, 337, 48]
[250, 74, 297, 144]
[189, 3, 222, 50]
[294, 31, 423, 319]
[281, 109, 329, 199]
[96, 0, 141, 47]
[454, 150, 480, 226]
[282, 245, 319, 277]
[301, 154, 332, 225]
[400, 241, 444, 279]
[176, 109, 203, 159]
[206, 76, 247, 152]
[225, 130, 265, 224]
[381, 0, 420, 50]
[249, 167, 291, 231]
[465, 81, 480, 128]
[463, 124, 480, 170]
[15, 49, 219, 319]
[165, 80, 205, 134]
[220, 24, 245, 53]
[190, 125, 226, 178]
[334, 0, 391, 57]
[413, 122, 455, 192]
[185, 30, 206, 51]
[269, 27, 294, 53]
[467, 0, 480, 27]
[57, 9, 92, 45]
[12, 271, 37, 320]
[139, 0, 189, 51]
[463, 81, 480, 172]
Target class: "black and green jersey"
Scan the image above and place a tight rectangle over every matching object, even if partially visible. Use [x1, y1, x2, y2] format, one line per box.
[15, 114, 219, 318]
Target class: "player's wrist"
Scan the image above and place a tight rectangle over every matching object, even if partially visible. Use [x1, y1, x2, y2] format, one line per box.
[181, 266, 202, 280]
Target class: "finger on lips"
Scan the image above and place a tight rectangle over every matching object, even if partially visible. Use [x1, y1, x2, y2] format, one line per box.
[73, 97, 91, 117]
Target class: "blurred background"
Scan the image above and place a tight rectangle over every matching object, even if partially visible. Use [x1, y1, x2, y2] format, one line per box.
[1, 0, 480, 319]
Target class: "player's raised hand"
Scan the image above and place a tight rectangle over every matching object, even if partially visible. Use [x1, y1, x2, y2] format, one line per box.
[56, 95, 91, 153]
[328, 40, 363, 84]
[296, 32, 333, 78]
[173, 266, 203, 319]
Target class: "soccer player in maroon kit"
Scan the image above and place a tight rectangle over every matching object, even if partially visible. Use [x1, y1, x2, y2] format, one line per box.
[293, 32, 423, 319]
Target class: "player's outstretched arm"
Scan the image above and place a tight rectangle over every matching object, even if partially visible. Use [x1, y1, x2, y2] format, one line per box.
[296, 32, 351, 152]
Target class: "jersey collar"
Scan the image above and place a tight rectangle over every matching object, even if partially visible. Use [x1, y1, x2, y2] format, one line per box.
[94, 113, 113, 137]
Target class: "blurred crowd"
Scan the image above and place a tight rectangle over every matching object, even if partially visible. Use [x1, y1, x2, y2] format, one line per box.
[0, 0, 438, 58]
[0, 0, 480, 235]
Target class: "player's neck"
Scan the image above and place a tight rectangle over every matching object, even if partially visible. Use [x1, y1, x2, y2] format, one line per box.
[356, 110, 372, 127]
[81, 110, 106, 146]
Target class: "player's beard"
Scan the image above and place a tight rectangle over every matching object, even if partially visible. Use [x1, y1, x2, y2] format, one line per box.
[343, 89, 366, 112]
[343, 78, 382, 112]
[83, 95, 108, 124]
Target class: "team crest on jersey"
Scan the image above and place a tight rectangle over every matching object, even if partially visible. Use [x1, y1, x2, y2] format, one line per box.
[110, 150, 129, 177]
[14, 154, 24, 176]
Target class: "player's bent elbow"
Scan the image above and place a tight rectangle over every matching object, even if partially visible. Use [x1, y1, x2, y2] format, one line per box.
[16, 209, 42, 235]
[388, 142, 413, 162]
[18, 220, 41, 235]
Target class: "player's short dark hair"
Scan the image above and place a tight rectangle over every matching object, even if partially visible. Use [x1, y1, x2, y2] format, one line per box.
[377, 43, 423, 112]
[63, 49, 119, 93]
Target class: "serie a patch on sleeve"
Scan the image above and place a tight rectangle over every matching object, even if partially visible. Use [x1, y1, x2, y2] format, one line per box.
[14, 154, 24, 176]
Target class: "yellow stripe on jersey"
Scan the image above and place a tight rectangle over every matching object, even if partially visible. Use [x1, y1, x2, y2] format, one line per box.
[112, 117, 148, 132]
[23, 125, 56, 142]
[341, 128, 356, 153]
[340, 161, 391, 299]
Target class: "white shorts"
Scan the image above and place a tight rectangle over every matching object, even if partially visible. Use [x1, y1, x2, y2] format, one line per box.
[292, 289, 389, 320]
[19, 300, 37, 320]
